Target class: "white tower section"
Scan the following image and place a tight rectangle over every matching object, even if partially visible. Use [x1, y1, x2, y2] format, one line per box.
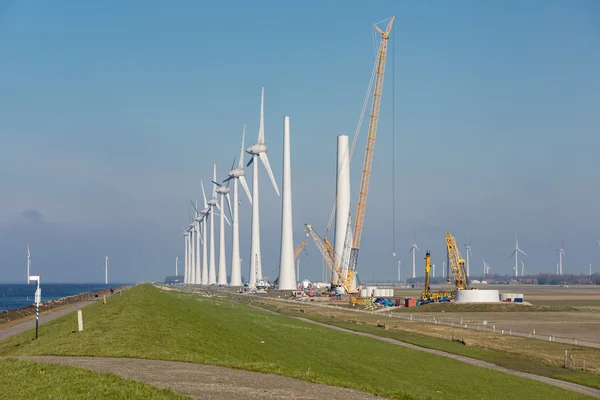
[278, 116, 296, 290]
[216, 174, 230, 286]
[333, 135, 351, 283]
[201, 219, 208, 284]
[183, 232, 189, 283]
[194, 219, 201, 284]
[208, 166, 218, 284]
[105, 256, 108, 285]
[227, 126, 252, 287]
[189, 226, 196, 284]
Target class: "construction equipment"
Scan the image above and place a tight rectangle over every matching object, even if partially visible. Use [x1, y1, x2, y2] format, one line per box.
[294, 242, 307, 260]
[420, 250, 453, 304]
[305, 224, 356, 293]
[347, 17, 395, 277]
[446, 233, 468, 290]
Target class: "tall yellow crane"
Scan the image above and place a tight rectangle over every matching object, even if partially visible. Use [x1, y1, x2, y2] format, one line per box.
[305, 224, 355, 293]
[423, 251, 432, 299]
[347, 17, 395, 275]
[446, 233, 467, 290]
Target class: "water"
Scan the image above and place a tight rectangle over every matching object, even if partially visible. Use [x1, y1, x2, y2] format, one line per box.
[0, 283, 121, 312]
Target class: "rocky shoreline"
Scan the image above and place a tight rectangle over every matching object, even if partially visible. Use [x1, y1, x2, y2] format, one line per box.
[0, 286, 129, 325]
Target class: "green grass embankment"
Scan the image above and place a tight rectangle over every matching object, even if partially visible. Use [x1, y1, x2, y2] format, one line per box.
[0, 285, 594, 400]
[0, 358, 186, 400]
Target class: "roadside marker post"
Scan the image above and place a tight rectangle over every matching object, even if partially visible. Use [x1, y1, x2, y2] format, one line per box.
[29, 274, 41, 339]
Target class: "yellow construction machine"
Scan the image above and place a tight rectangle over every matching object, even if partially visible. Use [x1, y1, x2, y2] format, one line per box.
[420, 251, 453, 304]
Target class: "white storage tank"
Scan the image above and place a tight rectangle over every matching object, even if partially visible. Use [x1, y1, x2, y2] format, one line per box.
[455, 290, 500, 303]
[366, 286, 377, 297]
[499, 293, 509, 301]
[389, 289, 394, 297]
[360, 289, 368, 297]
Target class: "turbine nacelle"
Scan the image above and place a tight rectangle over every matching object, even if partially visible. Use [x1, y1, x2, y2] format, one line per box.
[207, 199, 218, 207]
[193, 216, 202, 222]
[246, 143, 267, 155]
[216, 186, 230, 195]
[200, 207, 210, 215]
[183, 232, 189, 236]
[228, 168, 245, 178]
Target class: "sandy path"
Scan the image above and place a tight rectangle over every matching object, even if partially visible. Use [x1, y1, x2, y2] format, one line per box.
[250, 305, 600, 398]
[16, 356, 379, 400]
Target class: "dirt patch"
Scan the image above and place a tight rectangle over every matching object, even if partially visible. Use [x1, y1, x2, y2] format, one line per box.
[15, 356, 379, 400]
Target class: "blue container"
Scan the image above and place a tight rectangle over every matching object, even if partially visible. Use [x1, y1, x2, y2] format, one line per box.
[514, 298, 523, 303]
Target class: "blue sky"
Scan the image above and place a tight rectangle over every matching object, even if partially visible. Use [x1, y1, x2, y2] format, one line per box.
[0, 1, 599, 283]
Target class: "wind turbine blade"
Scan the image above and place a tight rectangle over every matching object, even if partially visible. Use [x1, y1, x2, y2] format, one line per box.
[260, 153, 280, 196]
[190, 200, 199, 215]
[258, 87, 265, 144]
[223, 176, 233, 183]
[415, 245, 420, 252]
[211, 180, 222, 187]
[247, 157, 254, 167]
[212, 164, 217, 198]
[230, 157, 236, 172]
[188, 209, 191, 222]
[238, 125, 246, 169]
[27, 245, 30, 257]
[510, 250, 516, 257]
[224, 212, 231, 226]
[519, 249, 527, 256]
[239, 176, 253, 205]
[215, 202, 222, 212]
[201, 181, 208, 207]
[225, 193, 233, 220]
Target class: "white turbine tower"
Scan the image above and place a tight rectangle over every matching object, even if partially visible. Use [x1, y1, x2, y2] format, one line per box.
[189, 217, 196, 284]
[278, 116, 296, 290]
[207, 165, 219, 285]
[175, 256, 179, 277]
[191, 200, 203, 285]
[409, 241, 420, 279]
[245, 87, 280, 288]
[104, 256, 109, 285]
[223, 126, 253, 287]
[397, 260, 401, 281]
[26, 245, 31, 284]
[333, 134, 351, 284]
[199, 182, 211, 284]
[521, 260, 525, 276]
[510, 235, 526, 278]
[213, 170, 233, 286]
[183, 231, 190, 284]
[557, 241, 566, 276]
[464, 238, 472, 278]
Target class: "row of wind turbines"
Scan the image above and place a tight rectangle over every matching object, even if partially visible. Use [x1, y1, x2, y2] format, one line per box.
[404, 236, 600, 280]
[180, 88, 297, 290]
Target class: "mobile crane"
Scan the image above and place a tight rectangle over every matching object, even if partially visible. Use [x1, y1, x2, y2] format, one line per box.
[420, 251, 453, 304]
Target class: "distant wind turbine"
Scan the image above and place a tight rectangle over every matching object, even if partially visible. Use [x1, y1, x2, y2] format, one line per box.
[26, 245, 31, 284]
[175, 256, 178, 277]
[105, 256, 109, 285]
[245, 87, 280, 288]
[521, 260, 524, 277]
[557, 241, 566, 276]
[464, 238, 473, 278]
[409, 240, 420, 279]
[510, 235, 526, 278]
[199, 182, 211, 284]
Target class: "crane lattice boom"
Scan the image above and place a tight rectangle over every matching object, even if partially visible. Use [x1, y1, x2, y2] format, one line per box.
[348, 16, 395, 273]
[446, 233, 467, 290]
[294, 242, 307, 260]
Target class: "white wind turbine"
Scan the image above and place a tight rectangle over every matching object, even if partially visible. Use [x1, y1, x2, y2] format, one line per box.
[223, 129, 253, 287]
[464, 238, 472, 278]
[409, 240, 420, 279]
[183, 230, 190, 284]
[557, 241, 566, 276]
[26, 245, 31, 284]
[510, 235, 526, 277]
[213, 168, 233, 286]
[191, 200, 203, 285]
[199, 182, 211, 284]
[245, 87, 280, 288]
[104, 255, 109, 285]
[207, 165, 220, 284]
[521, 260, 525, 276]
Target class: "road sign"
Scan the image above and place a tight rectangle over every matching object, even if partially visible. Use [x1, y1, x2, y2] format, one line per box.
[34, 288, 41, 304]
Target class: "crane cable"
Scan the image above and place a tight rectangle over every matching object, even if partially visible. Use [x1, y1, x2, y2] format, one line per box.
[324, 26, 382, 234]
[392, 25, 396, 257]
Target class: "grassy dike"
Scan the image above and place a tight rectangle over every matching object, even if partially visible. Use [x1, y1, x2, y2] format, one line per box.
[0, 358, 186, 400]
[0, 284, 594, 400]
